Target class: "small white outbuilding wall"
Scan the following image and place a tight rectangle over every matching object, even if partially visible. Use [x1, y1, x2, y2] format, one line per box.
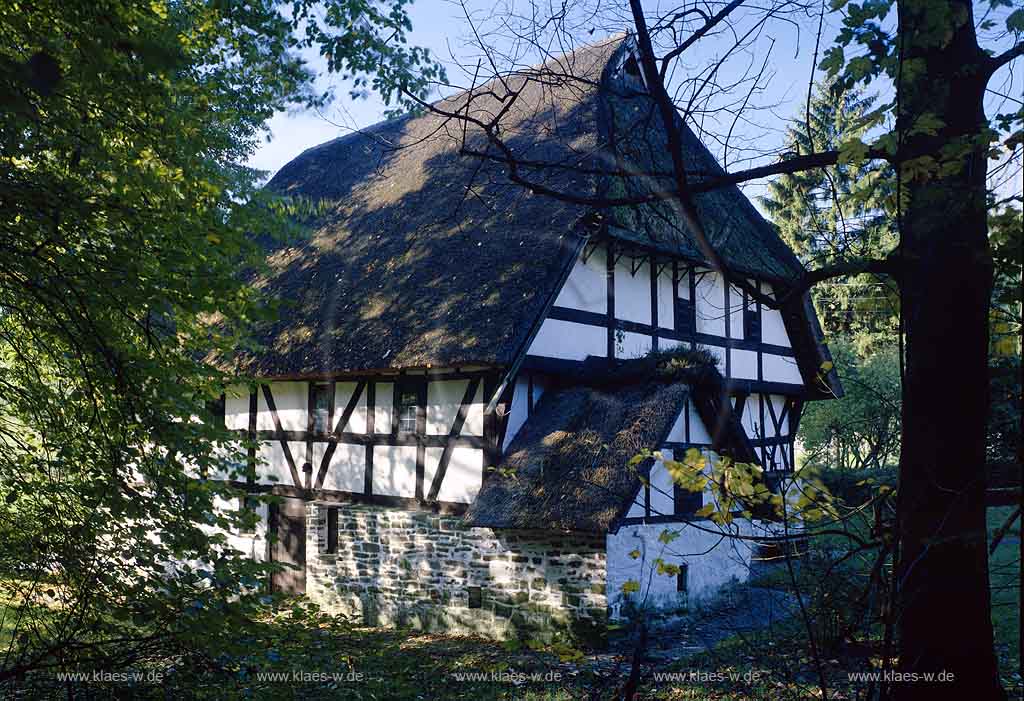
[606, 518, 761, 619]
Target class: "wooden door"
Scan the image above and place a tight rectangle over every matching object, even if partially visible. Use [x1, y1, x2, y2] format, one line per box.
[268, 496, 306, 594]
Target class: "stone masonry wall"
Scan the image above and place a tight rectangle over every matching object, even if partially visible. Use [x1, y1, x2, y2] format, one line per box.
[305, 504, 608, 646]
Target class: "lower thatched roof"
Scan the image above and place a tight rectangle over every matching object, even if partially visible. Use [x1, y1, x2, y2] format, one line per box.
[463, 349, 753, 532]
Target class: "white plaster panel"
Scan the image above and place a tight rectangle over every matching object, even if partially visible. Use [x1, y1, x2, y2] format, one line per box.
[730, 348, 759, 380]
[256, 382, 307, 431]
[425, 378, 484, 436]
[656, 264, 674, 330]
[742, 397, 761, 439]
[688, 401, 713, 444]
[614, 256, 652, 325]
[463, 383, 485, 437]
[695, 269, 726, 337]
[729, 284, 744, 339]
[374, 382, 394, 433]
[768, 394, 789, 436]
[554, 245, 607, 314]
[315, 442, 366, 493]
[371, 445, 417, 497]
[762, 307, 790, 347]
[666, 404, 687, 443]
[503, 375, 530, 452]
[649, 450, 675, 518]
[615, 331, 653, 359]
[424, 447, 484, 503]
[334, 382, 367, 433]
[427, 379, 464, 435]
[529, 319, 606, 360]
[761, 285, 791, 347]
[255, 440, 304, 486]
[224, 384, 250, 431]
[762, 354, 803, 385]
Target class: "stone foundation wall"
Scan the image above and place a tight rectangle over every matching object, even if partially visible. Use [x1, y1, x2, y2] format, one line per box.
[305, 504, 608, 646]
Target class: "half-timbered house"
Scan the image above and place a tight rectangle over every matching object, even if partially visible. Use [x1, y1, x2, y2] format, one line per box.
[208, 35, 840, 643]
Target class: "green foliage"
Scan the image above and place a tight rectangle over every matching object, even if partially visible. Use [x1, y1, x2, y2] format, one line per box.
[820, 0, 897, 88]
[799, 340, 902, 471]
[631, 447, 838, 529]
[1007, 8, 1024, 30]
[989, 204, 1023, 354]
[819, 465, 898, 504]
[0, 0, 439, 680]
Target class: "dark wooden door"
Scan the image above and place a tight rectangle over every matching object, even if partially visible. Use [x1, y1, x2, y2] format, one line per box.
[268, 496, 306, 594]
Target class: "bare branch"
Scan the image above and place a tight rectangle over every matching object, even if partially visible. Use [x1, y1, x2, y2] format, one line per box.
[988, 41, 1024, 73]
[688, 146, 891, 193]
[658, 0, 749, 79]
[781, 255, 903, 306]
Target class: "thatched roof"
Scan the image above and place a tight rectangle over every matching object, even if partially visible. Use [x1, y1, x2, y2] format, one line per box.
[463, 349, 754, 532]
[214, 36, 836, 384]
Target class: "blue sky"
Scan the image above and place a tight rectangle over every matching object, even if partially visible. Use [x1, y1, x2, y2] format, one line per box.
[248, 1, 476, 178]
[247, 0, 1021, 202]
[247, 1, 828, 182]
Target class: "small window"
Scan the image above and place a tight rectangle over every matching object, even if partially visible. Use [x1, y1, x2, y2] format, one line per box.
[323, 506, 339, 554]
[311, 384, 332, 434]
[467, 586, 483, 609]
[397, 386, 421, 434]
[674, 484, 703, 516]
[239, 494, 261, 535]
[677, 563, 689, 593]
[744, 303, 761, 343]
[675, 297, 695, 335]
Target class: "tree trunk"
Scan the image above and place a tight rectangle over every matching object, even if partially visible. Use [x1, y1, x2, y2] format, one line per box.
[894, 0, 1004, 697]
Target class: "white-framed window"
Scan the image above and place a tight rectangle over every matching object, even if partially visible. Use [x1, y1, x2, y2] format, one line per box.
[396, 381, 424, 434]
[311, 383, 332, 434]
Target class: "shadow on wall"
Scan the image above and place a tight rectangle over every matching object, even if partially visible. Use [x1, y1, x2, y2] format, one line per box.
[308, 503, 609, 647]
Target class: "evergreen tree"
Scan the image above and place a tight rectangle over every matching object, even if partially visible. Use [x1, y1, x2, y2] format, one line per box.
[760, 81, 899, 352]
